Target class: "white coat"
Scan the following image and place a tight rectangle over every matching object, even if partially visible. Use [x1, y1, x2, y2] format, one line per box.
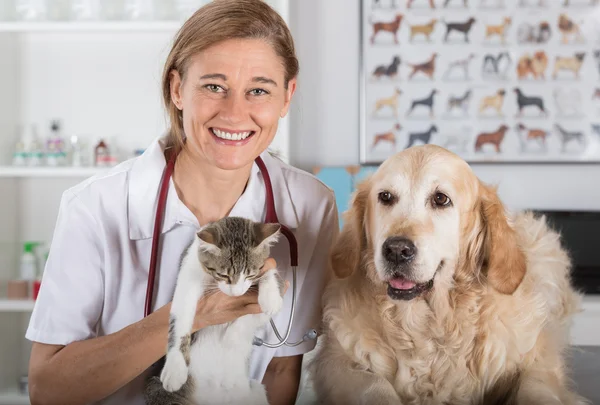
[26, 135, 339, 405]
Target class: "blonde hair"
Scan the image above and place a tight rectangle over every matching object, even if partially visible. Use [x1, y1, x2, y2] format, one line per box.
[161, 0, 299, 158]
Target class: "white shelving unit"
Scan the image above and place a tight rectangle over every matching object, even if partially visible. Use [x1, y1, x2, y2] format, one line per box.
[0, 1, 290, 402]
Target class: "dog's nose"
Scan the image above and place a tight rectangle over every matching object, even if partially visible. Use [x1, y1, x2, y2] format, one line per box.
[382, 237, 417, 263]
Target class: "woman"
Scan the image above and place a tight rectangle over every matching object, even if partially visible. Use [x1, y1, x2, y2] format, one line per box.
[25, 1, 339, 404]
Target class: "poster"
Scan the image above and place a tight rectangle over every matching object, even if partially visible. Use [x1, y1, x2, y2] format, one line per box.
[360, 0, 600, 164]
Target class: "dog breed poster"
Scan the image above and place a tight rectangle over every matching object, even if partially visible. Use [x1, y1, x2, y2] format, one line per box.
[361, 0, 600, 164]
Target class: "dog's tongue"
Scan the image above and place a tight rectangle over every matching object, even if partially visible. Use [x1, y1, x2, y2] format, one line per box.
[389, 277, 416, 290]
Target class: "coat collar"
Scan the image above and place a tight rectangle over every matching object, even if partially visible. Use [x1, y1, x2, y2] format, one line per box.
[127, 136, 299, 240]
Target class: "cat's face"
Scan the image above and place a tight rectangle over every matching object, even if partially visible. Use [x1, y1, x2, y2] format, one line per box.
[196, 217, 280, 297]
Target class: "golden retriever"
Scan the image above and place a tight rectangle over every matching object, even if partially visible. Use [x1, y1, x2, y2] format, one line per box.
[311, 145, 586, 405]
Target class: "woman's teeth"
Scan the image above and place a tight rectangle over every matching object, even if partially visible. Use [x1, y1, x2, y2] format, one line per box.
[212, 128, 252, 141]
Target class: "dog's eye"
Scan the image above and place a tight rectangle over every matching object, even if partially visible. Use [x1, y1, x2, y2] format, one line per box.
[378, 190, 396, 205]
[432, 192, 451, 207]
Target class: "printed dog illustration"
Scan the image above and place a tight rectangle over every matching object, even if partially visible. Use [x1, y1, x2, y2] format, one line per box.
[552, 52, 585, 79]
[514, 87, 548, 116]
[408, 19, 438, 42]
[517, 21, 551, 44]
[443, 53, 476, 80]
[408, 53, 438, 80]
[372, 0, 399, 7]
[405, 124, 438, 149]
[372, 123, 402, 149]
[406, 89, 438, 118]
[438, 126, 473, 152]
[484, 17, 512, 44]
[442, 17, 476, 42]
[373, 87, 403, 117]
[407, 0, 436, 8]
[479, 89, 506, 116]
[553, 88, 582, 116]
[558, 14, 584, 44]
[515, 123, 549, 152]
[482, 51, 511, 79]
[474, 124, 509, 152]
[372, 55, 401, 80]
[518, 0, 547, 5]
[443, 0, 468, 7]
[446, 89, 472, 115]
[554, 123, 586, 152]
[480, 0, 505, 7]
[591, 123, 600, 138]
[563, 0, 600, 6]
[370, 13, 404, 44]
[516, 51, 548, 80]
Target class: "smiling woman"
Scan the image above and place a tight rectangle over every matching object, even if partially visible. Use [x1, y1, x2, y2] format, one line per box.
[25, 1, 338, 405]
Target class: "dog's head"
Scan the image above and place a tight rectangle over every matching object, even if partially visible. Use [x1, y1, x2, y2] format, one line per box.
[330, 145, 526, 301]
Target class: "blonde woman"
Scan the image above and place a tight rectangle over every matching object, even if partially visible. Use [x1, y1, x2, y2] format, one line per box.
[26, 1, 339, 404]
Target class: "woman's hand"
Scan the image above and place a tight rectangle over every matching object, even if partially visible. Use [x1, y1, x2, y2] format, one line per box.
[193, 258, 288, 331]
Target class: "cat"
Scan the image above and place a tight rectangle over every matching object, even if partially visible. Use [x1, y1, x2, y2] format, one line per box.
[144, 216, 285, 405]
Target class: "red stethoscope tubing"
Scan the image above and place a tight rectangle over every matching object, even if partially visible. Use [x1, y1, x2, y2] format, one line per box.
[144, 153, 298, 318]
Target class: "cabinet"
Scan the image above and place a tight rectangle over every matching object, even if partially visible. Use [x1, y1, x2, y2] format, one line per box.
[0, 1, 291, 402]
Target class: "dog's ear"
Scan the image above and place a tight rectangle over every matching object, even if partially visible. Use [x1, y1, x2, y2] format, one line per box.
[330, 179, 371, 279]
[476, 182, 527, 294]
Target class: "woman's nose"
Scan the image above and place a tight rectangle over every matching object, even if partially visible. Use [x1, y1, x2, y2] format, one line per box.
[220, 92, 248, 124]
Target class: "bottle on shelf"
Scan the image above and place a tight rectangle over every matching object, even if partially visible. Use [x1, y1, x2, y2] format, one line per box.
[19, 241, 40, 299]
[26, 124, 44, 167]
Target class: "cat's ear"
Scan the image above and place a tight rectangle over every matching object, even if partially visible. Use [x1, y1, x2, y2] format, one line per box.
[197, 228, 221, 254]
[254, 223, 281, 249]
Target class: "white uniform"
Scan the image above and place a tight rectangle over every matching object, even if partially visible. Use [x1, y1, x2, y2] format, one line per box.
[26, 136, 339, 405]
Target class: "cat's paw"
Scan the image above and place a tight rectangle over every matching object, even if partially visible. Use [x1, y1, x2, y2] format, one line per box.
[160, 350, 189, 392]
[259, 286, 284, 317]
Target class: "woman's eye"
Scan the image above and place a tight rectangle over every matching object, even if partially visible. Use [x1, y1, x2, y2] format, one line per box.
[432, 192, 451, 207]
[378, 190, 396, 205]
[205, 84, 224, 93]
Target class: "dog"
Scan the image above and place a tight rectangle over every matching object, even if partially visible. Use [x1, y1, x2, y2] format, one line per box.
[478, 89, 505, 116]
[405, 124, 438, 149]
[484, 16, 511, 44]
[446, 89, 472, 115]
[443, 17, 476, 42]
[408, 53, 438, 80]
[438, 126, 473, 152]
[516, 51, 548, 80]
[408, 18, 437, 42]
[515, 123, 549, 152]
[443, 53, 476, 80]
[443, 0, 468, 6]
[554, 88, 582, 116]
[554, 123, 586, 152]
[475, 124, 509, 152]
[558, 14, 584, 44]
[372, 55, 401, 80]
[517, 21, 551, 44]
[311, 144, 586, 405]
[482, 51, 511, 79]
[514, 87, 548, 116]
[406, 89, 438, 118]
[373, 87, 402, 117]
[371, 13, 404, 44]
[553, 52, 586, 79]
[372, 123, 402, 149]
[407, 0, 436, 8]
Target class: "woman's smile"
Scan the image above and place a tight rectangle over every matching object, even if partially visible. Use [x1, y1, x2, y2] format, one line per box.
[210, 127, 256, 146]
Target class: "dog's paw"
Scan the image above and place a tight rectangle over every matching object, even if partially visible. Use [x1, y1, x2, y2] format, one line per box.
[259, 283, 284, 317]
[160, 350, 188, 392]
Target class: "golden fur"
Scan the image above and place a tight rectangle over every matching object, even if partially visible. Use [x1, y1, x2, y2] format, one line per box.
[311, 145, 587, 405]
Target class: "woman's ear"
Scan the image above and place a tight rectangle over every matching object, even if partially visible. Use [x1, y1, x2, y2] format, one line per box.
[169, 69, 183, 110]
[280, 78, 297, 118]
[478, 182, 527, 294]
[330, 179, 370, 279]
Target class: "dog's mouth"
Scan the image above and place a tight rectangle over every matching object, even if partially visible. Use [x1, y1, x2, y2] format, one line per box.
[387, 276, 434, 300]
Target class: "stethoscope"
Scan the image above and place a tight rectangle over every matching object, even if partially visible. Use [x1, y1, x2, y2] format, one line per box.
[143, 150, 318, 348]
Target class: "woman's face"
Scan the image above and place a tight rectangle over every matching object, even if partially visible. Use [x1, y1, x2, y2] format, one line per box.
[170, 38, 296, 171]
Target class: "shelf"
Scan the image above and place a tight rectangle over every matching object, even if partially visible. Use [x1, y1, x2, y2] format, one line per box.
[0, 300, 35, 312]
[0, 21, 182, 33]
[0, 166, 106, 178]
[0, 390, 29, 405]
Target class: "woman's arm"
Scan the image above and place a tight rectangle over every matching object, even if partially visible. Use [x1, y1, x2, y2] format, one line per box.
[263, 355, 304, 405]
[29, 302, 171, 405]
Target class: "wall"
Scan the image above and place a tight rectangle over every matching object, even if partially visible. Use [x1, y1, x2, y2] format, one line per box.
[288, 0, 600, 212]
